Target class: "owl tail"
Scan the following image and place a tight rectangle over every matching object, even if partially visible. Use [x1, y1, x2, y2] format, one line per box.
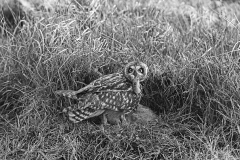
[63, 106, 105, 123]
[55, 90, 78, 99]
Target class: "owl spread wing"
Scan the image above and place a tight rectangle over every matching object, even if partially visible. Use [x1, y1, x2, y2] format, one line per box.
[55, 73, 132, 99]
[55, 73, 136, 123]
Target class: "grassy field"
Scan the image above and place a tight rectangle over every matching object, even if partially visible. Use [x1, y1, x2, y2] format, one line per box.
[0, 0, 240, 159]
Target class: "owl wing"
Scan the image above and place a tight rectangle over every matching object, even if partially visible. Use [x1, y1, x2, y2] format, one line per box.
[55, 73, 132, 99]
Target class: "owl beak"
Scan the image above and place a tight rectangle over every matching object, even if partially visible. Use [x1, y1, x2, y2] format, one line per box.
[133, 70, 138, 77]
[133, 78, 141, 94]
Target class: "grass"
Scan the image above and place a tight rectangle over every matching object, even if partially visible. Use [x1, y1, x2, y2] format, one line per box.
[0, 0, 240, 159]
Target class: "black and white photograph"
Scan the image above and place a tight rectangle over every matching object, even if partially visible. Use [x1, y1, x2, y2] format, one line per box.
[0, 0, 240, 159]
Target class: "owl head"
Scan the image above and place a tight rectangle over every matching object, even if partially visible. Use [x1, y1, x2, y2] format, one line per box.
[124, 61, 148, 94]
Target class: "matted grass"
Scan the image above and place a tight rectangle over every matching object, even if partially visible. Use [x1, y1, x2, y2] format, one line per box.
[0, 0, 240, 159]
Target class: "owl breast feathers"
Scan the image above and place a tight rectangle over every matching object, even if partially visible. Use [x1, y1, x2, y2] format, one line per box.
[55, 61, 148, 124]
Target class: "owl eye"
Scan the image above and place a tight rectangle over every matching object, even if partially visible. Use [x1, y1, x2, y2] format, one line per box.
[138, 68, 144, 73]
[128, 68, 133, 73]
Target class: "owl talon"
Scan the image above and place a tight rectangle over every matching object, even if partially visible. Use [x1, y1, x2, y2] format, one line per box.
[120, 114, 128, 125]
[102, 113, 109, 125]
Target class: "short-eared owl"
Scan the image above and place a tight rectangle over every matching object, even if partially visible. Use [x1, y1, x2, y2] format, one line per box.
[55, 61, 148, 124]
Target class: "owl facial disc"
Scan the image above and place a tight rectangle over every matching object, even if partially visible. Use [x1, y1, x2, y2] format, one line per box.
[124, 61, 148, 94]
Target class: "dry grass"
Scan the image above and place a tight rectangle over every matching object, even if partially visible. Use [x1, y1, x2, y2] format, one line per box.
[0, 0, 240, 159]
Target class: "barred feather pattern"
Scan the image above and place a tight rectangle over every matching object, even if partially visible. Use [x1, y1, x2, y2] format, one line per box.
[56, 73, 142, 123]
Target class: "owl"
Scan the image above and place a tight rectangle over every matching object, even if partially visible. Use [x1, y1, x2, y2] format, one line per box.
[102, 109, 137, 125]
[55, 61, 148, 124]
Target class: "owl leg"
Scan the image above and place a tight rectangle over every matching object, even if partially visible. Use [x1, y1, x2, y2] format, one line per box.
[120, 114, 128, 125]
[121, 108, 137, 125]
[101, 112, 108, 125]
[101, 110, 123, 125]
